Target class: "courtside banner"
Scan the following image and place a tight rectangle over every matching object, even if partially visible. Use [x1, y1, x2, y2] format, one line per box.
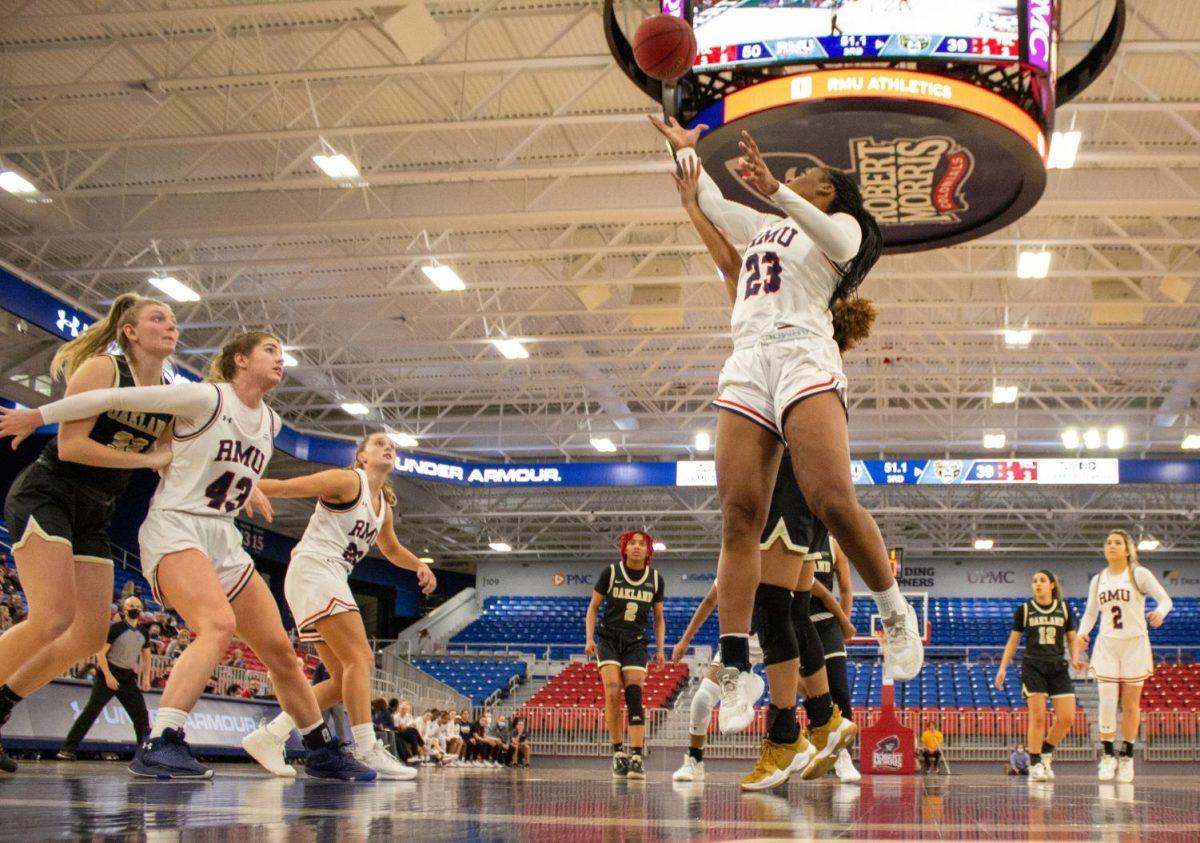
[2, 678, 302, 755]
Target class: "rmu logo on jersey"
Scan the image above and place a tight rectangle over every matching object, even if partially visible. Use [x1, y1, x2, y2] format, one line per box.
[215, 440, 266, 473]
[349, 519, 379, 547]
[747, 225, 799, 250]
[1098, 588, 1132, 607]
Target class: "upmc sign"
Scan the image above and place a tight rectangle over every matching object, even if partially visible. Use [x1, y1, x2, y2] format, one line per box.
[693, 69, 1048, 253]
[1025, 0, 1055, 74]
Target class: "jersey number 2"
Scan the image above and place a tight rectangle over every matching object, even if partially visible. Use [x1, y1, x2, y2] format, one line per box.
[624, 602, 638, 623]
[204, 471, 254, 513]
[1110, 605, 1123, 629]
[743, 252, 782, 300]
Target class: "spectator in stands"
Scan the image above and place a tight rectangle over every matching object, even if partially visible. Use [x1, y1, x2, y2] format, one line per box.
[6, 595, 26, 625]
[1007, 744, 1030, 776]
[145, 622, 163, 650]
[439, 711, 462, 763]
[249, 677, 272, 699]
[165, 628, 191, 661]
[510, 716, 531, 767]
[458, 711, 479, 764]
[227, 683, 243, 697]
[225, 646, 246, 669]
[474, 712, 502, 766]
[920, 722, 945, 773]
[489, 714, 512, 766]
[394, 700, 425, 763]
[372, 697, 398, 757]
[159, 615, 178, 639]
[388, 698, 401, 723]
[0, 606, 11, 634]
[120, 580, 141, 602]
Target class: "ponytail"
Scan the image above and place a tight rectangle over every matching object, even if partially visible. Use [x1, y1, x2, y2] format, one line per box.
[823, 168, 883, 307]
[831, 295, 877, 353]
[208, 331, 279, 383]
[50, 293, 168, 381]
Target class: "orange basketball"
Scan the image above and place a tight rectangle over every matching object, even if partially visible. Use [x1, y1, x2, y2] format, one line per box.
[633, 15, 697, 82]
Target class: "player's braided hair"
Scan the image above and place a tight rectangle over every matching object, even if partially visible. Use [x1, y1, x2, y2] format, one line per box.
[823, 168, 883, 307]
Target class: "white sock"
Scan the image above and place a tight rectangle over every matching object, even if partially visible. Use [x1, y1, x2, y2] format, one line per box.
[150, 707, 188, 739]
[871, 582, 906, 618]
[351, 723, 376, 756]
[265, 711, 296, 740]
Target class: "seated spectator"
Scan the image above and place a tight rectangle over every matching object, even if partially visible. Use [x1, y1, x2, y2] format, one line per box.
[437, 711, 461, 764]
[249, 677, 273, 699]
[490, 714, 513, 766]
[6, 594, 26, 625]
[0, 604, 11, 633]
[474, 712, 502, 766]
[204, 674, 218, 695]
[372, 697, 397, 755]
[153, 666, 172, 689]
[225, 646, 246, 669]
[920, 722, 945, 774]
[227, 682, 243, 697]
[457, 712, 479, 764]
[394, 700, 426, 762]
[165, 629, 192, 661]
[145, 622, 164, 652]
[510, 715, 531, 767]
[1007, 745, 1030, 776]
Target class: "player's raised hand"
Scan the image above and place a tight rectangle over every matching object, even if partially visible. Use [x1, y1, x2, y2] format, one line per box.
[245, 486, 274, 522]
[737, 130, 780, 196]
[648, 114, 707, 150]
[672, 154, 702, 206]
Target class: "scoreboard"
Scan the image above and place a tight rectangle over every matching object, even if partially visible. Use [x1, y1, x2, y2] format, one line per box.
[694, 31, 1019, 71]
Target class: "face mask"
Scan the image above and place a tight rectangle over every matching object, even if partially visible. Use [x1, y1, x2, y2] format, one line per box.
[126, 608, 140, 619]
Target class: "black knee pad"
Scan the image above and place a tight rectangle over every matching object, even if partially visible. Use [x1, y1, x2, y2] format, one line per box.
[756, 583, 799, 666]
[790, 591, 827, 678]
[624, 684, 645, 726]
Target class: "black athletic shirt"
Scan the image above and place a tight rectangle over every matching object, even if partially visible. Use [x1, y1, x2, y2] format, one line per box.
[1013, 599, 1075, 663]
[595, 562, 664, 637]
[37, 356, 173, 496]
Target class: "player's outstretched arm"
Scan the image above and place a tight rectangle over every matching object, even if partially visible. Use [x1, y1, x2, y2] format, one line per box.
[256, 469, 358, 502]
[674, 154, 741, 304]
[376, 509, 437, 594]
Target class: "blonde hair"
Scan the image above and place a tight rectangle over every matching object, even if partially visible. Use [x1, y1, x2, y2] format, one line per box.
[351, 432, 397, 507]
[208, 331, 279, 383]
[1107, 529, 1143, 596]
[50, 293, 170, 382]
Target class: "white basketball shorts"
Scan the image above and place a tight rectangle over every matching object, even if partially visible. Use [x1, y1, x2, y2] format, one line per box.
[1090, 635, 1154, 684]
[285, 554, 360, 643]
[139, 509, 256, 606]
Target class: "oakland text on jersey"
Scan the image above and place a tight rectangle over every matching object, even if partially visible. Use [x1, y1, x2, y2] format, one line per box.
[610, 585, 656, 603]
[1026, 613, 1067, 631]
[105, 409, 169, 441]
[214, 440, 267, 473]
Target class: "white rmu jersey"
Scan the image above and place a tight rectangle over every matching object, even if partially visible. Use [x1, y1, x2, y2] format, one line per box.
[1079, 566, 1173, 641]
[155, 383, 279, 518]
[676, 147, 863, 351]
[36, 380, 279, 520]
[292, 468, 387, 572]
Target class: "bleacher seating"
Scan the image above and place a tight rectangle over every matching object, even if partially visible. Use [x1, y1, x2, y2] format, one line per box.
[453, 595, 1200, 655]
[1141, 663, 1200, 711]
[526, 660, 689, 711]
[413, 658, 527, 706]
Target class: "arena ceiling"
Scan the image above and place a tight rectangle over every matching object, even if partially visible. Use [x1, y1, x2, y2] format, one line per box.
[2, 0, 1199, 566]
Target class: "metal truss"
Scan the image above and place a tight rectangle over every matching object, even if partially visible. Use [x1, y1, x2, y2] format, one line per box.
[1, 0, 1199, 565]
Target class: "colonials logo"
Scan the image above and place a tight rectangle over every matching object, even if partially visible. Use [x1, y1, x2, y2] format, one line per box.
[851, 135, 973, 226]
[873, 734, 904, 770]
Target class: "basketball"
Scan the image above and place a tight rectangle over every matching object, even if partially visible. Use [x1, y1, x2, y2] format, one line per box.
[632, 15, 697, 82]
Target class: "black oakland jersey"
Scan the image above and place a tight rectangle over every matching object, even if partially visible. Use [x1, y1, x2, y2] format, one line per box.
[1014, 599, 1075, 663]
[38, 356, 172, 496]
[809, 533, 836, 620]
[595, 562, 664, 636]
